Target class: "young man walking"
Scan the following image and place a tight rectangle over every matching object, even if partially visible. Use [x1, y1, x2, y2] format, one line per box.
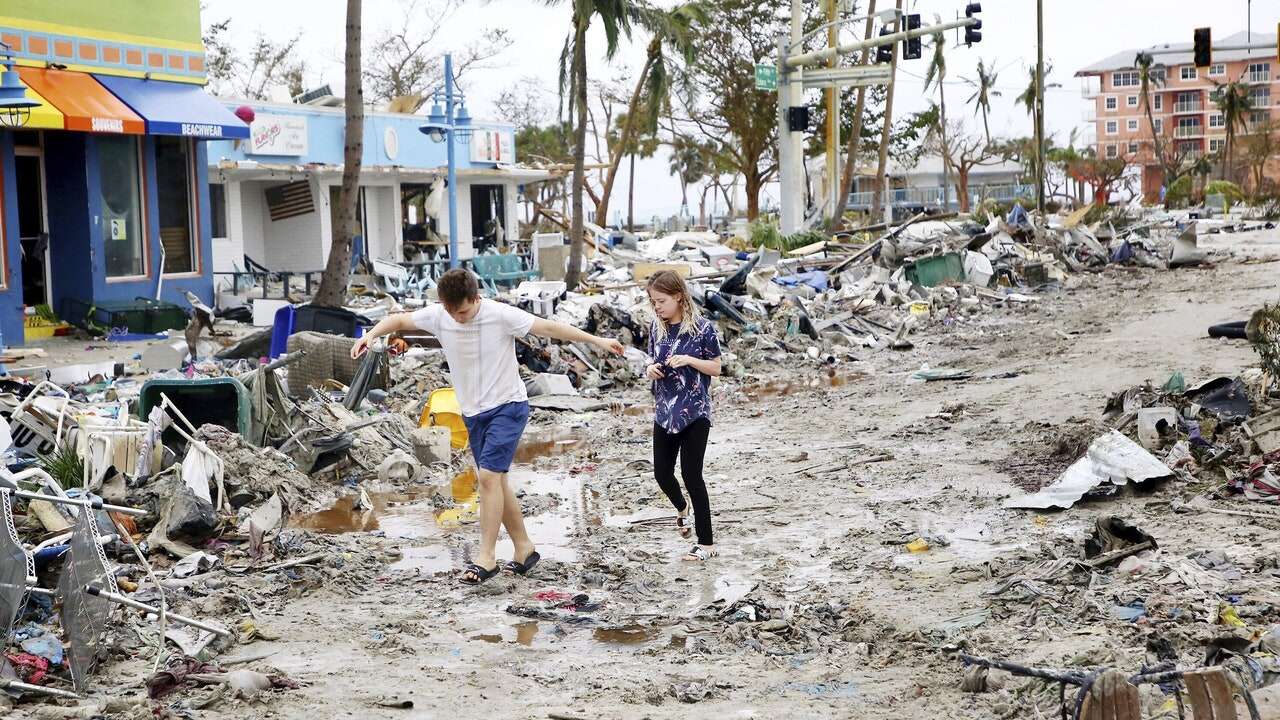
[352, 269, 623, 584]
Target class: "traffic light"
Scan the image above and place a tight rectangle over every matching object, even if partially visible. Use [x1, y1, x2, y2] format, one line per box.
[876, 27, 892, 64]
[903, 14, 922, 60]
[1194, 27, 1211, 67]
[787, 106, 811, 132]
[964, 3, 982, 45]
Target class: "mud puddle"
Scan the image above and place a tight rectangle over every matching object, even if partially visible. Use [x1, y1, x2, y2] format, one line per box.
[743, 372, 863, 399]
[294, 431, 603, 571]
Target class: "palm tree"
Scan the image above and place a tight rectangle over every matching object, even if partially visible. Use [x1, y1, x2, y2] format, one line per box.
[610, 110, 660, 231]
[667, 134, 707, 222]
[964, 59, 1000, 143]
[1015, 62, 1052, 188]
[1134, 51, 1177, 199]
[595, 2, 706, 231]
[314, 0, 363, 308]
[1212, 77, 1253, 182]
[924, 28, 950, 209]
[549, 0, 640, 289]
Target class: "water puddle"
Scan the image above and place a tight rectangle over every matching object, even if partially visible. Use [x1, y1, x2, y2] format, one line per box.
[514, 428, 587, 464]
[389, 545, 454, 573]
[592, 625, 658, 644]
[292, 433, 604, 571]
[290, 491, 430, 536]
[470, 621, 540, 646]
[743, 373, 861, 399]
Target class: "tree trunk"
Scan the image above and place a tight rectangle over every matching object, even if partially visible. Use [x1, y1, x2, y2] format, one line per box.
[627, 152, 636, 232]
[831, 0, 876, 231]
[872, 0, 905, 217]
[699, 184, 709, 227]
[744, 170, 762, 220]
[595, 49, 657, 229]
[313, 0, 363, 308]
[566, 20, 589, 290]
[957, 167, 970, 212]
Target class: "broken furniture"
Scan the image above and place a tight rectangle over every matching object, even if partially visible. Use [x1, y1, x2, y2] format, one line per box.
[471, 253, 538, 296]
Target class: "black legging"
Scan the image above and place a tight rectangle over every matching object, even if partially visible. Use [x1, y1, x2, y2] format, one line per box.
[653, 418, 712, 546]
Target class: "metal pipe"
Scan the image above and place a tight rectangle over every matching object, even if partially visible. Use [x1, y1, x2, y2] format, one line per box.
[11, 490, 146, 517]
[85, 585, 231, 637]
[0, 677, 81, 700]
[787, 16, 976, 68]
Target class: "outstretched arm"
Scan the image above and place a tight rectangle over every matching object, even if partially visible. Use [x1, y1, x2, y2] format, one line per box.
[529, 318, 625, 356]
[351, 313, 418, 358]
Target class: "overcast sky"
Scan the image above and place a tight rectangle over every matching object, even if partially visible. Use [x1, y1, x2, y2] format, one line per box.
[204, 0, 1280, 222]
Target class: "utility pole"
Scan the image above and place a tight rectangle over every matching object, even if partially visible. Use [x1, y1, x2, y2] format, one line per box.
[826, 0, 839, 227]
[1035, 0, 1045, 214]
[777, 1, 805, 234]
[873, 0, 904, 224]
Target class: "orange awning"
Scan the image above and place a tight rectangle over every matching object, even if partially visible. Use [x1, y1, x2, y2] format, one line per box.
[16, 67, 144, 135]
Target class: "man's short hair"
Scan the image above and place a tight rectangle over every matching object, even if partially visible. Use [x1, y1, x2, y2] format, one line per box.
[437, 268, 480, 309]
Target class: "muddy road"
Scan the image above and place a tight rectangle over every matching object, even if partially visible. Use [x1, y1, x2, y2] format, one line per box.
[158, 231, 1280, 719]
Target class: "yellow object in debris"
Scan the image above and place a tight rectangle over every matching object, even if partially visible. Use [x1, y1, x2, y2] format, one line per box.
[420, 388, 469, 450]
[1033, 515, 1049, 527]
[908, 302, 930, 318]
[906, 538, 930, 553]
[1219, 605, 1246, 628]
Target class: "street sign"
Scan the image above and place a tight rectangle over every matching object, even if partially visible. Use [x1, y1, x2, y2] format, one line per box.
[754, 63, 778, 91]
[800, 65, 892, 90]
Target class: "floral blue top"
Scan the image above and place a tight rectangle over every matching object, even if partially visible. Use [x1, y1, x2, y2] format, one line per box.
[648, 318, 721, 434]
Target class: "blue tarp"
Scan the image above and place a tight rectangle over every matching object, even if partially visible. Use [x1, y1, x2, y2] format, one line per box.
[772, 271, 829, 292]
[94, 75, 250, 139]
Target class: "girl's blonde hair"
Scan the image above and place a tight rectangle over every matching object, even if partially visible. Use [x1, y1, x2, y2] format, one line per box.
[646, 269, 701, 340]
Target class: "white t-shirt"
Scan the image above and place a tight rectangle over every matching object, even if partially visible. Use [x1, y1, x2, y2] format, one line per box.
[410, 299, 537, 417]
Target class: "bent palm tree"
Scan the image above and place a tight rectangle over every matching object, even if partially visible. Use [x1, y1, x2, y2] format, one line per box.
[964, 58, 1000, 143]
[595, 2, 707, 229]
[549, 0, 641, 289]
[1212, 77, 1253, 182]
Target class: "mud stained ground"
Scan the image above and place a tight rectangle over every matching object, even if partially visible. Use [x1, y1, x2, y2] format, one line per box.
[101, 230, 1280, 719]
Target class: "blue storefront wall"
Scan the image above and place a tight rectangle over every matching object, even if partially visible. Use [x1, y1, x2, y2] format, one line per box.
[206, 102, 515, 172]
[0, 130, 214, 344]
[0, 134, 23, 346]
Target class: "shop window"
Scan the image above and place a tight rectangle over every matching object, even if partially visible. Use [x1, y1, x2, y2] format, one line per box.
[99, 135, 145, 278]
[210, 183, 227, 239]
[156, 137, 196, 273]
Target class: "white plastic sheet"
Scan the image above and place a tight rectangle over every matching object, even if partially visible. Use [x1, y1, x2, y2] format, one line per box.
[1004, 430, 1172, 510]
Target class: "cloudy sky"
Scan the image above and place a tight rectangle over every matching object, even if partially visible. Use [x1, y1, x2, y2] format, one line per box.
[203, 0, 1280, 221]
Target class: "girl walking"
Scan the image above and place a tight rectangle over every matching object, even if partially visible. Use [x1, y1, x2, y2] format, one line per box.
[644, 270, 722, 561]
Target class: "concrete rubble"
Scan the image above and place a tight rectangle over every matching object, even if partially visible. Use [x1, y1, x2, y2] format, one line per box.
[0, 202, 1278, 718]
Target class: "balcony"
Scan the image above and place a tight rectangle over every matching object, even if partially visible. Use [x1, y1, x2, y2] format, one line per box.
[1173, 101, 1204, 114]
[1084, 107, 1097, 122]
[1174, 125, 1204, 138]
[1080, 77, 1101, 99]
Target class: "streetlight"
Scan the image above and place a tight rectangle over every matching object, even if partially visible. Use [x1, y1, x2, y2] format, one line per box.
[0, 42, 40, 128]
[418, 53, 472, 269]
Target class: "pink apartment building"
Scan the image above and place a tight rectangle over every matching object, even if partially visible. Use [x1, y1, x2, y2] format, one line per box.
[1077, 31, 1280, 200]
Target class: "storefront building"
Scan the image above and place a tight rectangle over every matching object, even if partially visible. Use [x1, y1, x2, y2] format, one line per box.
[205, 100, 545, 280]
[0, 2, 247, 343]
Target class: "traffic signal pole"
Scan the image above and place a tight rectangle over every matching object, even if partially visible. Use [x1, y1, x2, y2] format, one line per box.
[777, 2, 806, 235]
[777, 5, 980, 235]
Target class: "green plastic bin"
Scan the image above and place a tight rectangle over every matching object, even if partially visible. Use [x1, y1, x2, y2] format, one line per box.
[904, 253, 965, 288]
[138, 378, 251, 445]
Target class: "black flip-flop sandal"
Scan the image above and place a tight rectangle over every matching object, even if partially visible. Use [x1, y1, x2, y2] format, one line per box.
[459, 562, 500, 585]
[504, 551, 541, 576]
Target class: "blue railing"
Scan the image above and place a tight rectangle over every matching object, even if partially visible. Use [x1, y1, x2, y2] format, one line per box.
[847, 183, 1036, 210]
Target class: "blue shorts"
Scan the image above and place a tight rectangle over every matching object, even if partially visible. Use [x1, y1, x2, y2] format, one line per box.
[462, 401, 530, 473]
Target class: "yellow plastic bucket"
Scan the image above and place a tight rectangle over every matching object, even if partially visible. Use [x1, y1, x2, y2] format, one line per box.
[420, 388, 469, 450]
